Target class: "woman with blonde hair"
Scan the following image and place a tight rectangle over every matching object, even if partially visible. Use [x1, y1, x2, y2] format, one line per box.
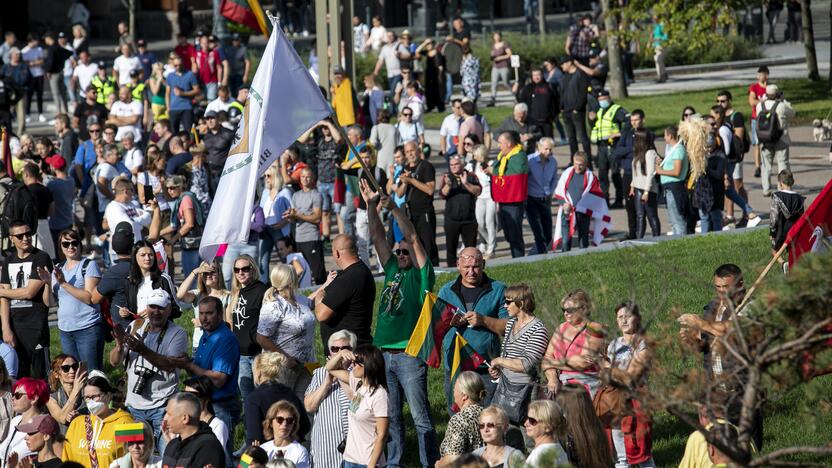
[523, 400, 570, 467]
[147, 62, 167, 121]
[472, 406, 526, 467]
[177, 259, 230, 352]
[436, 371, 487, 467]
[244, 352, 311, 447]
[109, 421, 162, 467]
[258, 163, 293, 278]
[256, 264, 315, 400]
[225, 253, 267, 401]
[466, 144, 496, 258]
[542, 289, 606, 398]
[260, 400, 311, 467]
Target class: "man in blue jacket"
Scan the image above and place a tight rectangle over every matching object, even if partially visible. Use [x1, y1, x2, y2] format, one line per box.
[437, 247, 507, 414]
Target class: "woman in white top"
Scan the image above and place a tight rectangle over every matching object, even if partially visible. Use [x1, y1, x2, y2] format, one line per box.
[0, 378, 50, 464]
[630, 129, 661, 238]
[524, 400, 570, 467]
[259, 400, 311, 467]
[472, 406, 526, 467]
[256, 264, 315, 401]
[177, 260, 230, 352]
[258, 164, 293, 279]
[368, 16, 387, 52]
[467, 144, 497, 258]
[109, 421, 162, 468]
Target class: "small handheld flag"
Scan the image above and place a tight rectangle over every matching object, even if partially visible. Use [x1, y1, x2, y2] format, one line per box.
[405, 292, 464, 368]
[238, 453, 254, 468]
[114, 423, 145, 443]
[450, 331, 487, 387]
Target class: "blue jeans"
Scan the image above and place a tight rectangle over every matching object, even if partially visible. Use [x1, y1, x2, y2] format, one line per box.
[443, 367, 497, 417]
[444, 72, 453, 103]
[238, 355, 256, 402]
[221, 242, 259, 289]
[258, 226, 284, 278]
[213, 397, 241, 463]
[384, 352, 439, 468]
[526, 196, 553, 254]
[129, 405, 168, 455]
[59, 323, 104, 371]
[180, 248, 200, 279]
[205, 82, 218, 101]
[699, 209, 723, 233]
[344, 463, 368, 468]
[664, 189, 687, 236]
[725, 162, 752, 214]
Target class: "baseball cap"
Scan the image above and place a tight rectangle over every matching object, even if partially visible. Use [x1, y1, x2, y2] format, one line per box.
[45, 155, 67, 171]
[204, 110, 217, 118]
[58, 32, 67, 39]
[232, 33, 241, 41]
[17, 414, 59, 436]
[111, 222, 135, 255]
[147, 289, 171, 308]
[136, 38, 146, 47]
[332, 66, 345, 75]
[400, 29, 412, 38]
[129, 69, 141, 78]
[597, 89, 610, 98]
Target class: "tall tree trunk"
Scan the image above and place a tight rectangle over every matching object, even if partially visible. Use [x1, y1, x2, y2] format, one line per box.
[539, 0, 546, 44]
[801, 0, 820, 80]
[601, 0, 628, 98]
[128, 0, 135, 42]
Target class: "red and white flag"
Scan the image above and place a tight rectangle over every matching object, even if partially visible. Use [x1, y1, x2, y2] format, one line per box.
[552, 166, 612, 250]
[785, 178, 832, 268]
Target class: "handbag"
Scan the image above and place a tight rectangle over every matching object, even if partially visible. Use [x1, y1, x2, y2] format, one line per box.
[490, 317, 540, 425]
[592, 382, 626, 427]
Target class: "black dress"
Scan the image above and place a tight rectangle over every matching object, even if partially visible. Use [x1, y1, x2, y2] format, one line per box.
[424, 52, 446, 113]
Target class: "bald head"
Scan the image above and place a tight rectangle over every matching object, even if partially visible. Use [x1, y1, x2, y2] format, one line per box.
[332, 234, 359, 268]
[404, 141, 419, 165]
[457, 247, 485, 287]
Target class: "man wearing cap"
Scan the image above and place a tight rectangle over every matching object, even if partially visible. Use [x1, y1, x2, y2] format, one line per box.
[589, 90, 628, 208]
[225, 33, 251, 94]
[12, 414, 61, 467]
[135, 39, 156, 81]
[92, 221, 135, 330]
[107, 85, 143, 143]
[111, 289, 188, 455]
[113, 43, 141, 87]
[331, 67, 356, 127]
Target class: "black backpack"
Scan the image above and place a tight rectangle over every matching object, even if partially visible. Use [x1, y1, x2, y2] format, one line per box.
[0, 179, 38, 240]
[721, 122, 746, 163]
[756, 101, 783, 144]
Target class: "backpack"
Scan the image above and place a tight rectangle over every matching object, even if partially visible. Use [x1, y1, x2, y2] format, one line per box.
[721, 122, 745, 163]
[0, 179, 38, 241]
[756, 101, 783, 144]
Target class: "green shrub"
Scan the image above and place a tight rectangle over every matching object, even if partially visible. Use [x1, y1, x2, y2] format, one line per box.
[633, 34, 762, 68]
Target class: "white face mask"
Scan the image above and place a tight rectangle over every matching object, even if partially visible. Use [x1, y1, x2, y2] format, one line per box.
[86, 399, 107, 416]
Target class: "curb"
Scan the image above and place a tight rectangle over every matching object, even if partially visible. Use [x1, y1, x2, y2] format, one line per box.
[632, 56, 806, 78]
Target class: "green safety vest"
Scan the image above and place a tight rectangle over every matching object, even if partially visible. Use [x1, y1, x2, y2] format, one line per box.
[229, 100, 244, 113]
[91, 75, 116, 105]
[129, 82, 146, 102]
[590, 103, 622, 143]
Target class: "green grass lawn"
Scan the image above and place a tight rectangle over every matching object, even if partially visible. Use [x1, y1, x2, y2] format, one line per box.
[57, 229, 831, 466]
[422, 78, 832, 134]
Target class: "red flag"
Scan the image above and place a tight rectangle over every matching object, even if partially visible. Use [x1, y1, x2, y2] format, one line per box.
[785, 178, 832, 268]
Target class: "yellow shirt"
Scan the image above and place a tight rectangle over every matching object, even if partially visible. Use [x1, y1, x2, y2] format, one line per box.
[678, 430, 713, 468]
[62, 409, 134, 468]
[332, 77, 356, 127]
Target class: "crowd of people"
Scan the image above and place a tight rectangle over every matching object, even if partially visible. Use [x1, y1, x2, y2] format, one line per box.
[0, 8, 810, 468]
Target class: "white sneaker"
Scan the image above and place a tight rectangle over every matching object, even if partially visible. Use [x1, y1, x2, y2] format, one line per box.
[25, 116, 31, 123]
[38, 114, 46, 123]
[302, 30, 309, 37]
[747, 215, 762, 227]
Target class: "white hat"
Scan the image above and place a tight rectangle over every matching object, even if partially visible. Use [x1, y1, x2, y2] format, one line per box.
[147, 289, 171, 308]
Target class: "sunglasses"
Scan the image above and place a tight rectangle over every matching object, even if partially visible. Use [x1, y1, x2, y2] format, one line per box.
[274, 416, 296, 426]
[62, 240, 80, 248]
[525, 416, 539, 426]
[61, 362, 80, 372]
[234, 266, 253, 274]
[402, 113, 412, 117]
[166, 186, 181, 191]
[88, 129, 101, 133]
[203, 270, 217, 276]
[478, 422, 499, 430]
[330, 345, 352, 353]
[505, 299, 516, 305]
[12, 392, 27, 400]
[393, 248, 410, 257]
[11, 231, 32, 240]
[464, 142, 474, 146]
[683, 113, 694, 117]
[562, 307, 581, 314]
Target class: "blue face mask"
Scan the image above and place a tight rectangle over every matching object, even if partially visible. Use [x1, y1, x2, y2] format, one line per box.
[599, 100, 611, 109]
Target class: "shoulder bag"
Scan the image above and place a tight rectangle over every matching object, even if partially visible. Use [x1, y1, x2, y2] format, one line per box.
[490, 318, 540, 425]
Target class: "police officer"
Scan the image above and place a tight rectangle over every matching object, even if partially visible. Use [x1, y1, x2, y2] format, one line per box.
[589, 90, 628, 208]
[90, 61, 116, 106]
[127, 69, 151, 131]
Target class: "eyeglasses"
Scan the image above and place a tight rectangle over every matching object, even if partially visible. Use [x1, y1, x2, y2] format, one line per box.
[127, 440, 145, 446]
[562, 307, 581, 314]
[88, 129, 101, 134]
[274, 416, 296, 426]
[525, 416, 539, 426]
[330, 345, 352, 353]
[61, 240, 80, 248]
[234, 265, 252, 274]
[12, 392, 27, 400]
[61, 362, 80, 372]
[393, 248, 410, 257]
[85, 393, 105, 401]
[11, 231, 32, 240]
[464, 142, 474, 147]
[478, 422, 498, 430]
[166, 186, 181, 191]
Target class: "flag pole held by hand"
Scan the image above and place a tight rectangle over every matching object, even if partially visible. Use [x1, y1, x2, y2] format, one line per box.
[331, 115, 383, 193]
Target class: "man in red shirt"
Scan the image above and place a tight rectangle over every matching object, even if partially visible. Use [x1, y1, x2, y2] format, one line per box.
[747, 65, 769, 178]
[174, 32, 196, 69]
[193, 35, 221, 101]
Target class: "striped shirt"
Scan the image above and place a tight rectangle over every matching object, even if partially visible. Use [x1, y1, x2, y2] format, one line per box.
[305, 367, 350, 468]
[500, 316, 550, 384]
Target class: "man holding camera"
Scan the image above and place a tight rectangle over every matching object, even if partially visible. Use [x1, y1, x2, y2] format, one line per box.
[109, 289, 188, 455]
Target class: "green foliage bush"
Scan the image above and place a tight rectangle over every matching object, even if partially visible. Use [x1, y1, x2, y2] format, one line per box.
[633, 34, 762, 68]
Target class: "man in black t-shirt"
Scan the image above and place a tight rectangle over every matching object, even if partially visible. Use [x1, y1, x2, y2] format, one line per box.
[438, 155, 481, 267]
[0, 220, 53, 378]
[559, 56, 593, 163]
[92, 222, 134, 330]
[396, 141, 438, 265]
[310, 234, 375, 351]
[72, 86, 108, 140]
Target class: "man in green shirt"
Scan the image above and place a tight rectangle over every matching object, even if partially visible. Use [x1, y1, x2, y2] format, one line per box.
[359, 178, 438, 468]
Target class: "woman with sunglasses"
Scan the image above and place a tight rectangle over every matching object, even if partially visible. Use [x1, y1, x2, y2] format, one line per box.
[258, 163, 293, 279]
[326, 344, 388, 468]
[260, 400, 310, 467]
[125, 240, 180, 321]
[681, 106, 697, 122]
[245, 352, 311, 448]
[436, 371, 485, 468]
[38, 229, 104, 370]
[523, 400, 570, 467]
[459, 133, 480, 162]
[256, 264, 315, 401]
[471, 406, 525, 467]
[158, 175, 204, 278]
[0, 378, 49, 464]
[304, 330, 355, 468]
[177, 260, 230, 353]
[109, 421, 161, 468]
[226, 253, 266, 401]
[45, 354, 86, 429]
[541, 289, 606, 398]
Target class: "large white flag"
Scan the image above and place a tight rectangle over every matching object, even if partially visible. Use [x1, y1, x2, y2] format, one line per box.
[199, 20, 331, 261]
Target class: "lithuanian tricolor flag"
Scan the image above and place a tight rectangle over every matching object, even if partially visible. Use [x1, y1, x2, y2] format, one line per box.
[114, 423, 144, 443]
[238, 454, 254, 468]
[450, 332, 487, 386]
[404, 292, 458, 368]
[220, 0, 270, 38]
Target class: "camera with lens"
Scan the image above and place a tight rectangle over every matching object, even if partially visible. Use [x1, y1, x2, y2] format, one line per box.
[132, 364, 155, 394]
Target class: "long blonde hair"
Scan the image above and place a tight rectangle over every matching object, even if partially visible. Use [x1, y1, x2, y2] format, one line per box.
[264, 163, 283, 193]
[678, 116, 709, 178]
[198, 259, 228, 298]
[264, 263, 298, 305]
[227, 254, 260, 319]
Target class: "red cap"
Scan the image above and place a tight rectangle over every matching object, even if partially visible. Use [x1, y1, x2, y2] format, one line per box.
[45, 154, 67, 171]
[16, 414, 59, 436]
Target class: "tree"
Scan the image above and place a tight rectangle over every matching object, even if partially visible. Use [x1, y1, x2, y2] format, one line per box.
[801, 0, 820, 81]
[601, 0, 628, 99]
